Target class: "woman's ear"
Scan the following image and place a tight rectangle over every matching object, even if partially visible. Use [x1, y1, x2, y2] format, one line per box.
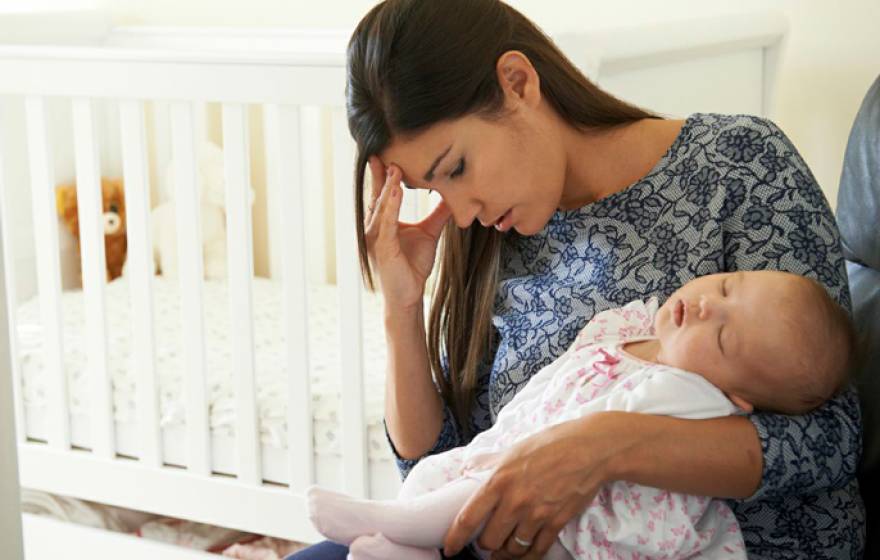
[496, 50, 541, 109]
[728, 393, 754, 413]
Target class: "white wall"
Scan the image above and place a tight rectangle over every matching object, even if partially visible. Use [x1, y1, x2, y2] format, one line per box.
[97, 0, 880, 209]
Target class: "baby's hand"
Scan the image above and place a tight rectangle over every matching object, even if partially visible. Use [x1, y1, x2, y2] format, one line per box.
[462, 452, 503, 474]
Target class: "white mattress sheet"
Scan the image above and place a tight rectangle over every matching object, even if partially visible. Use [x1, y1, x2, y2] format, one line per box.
[16, 276, 399, 472]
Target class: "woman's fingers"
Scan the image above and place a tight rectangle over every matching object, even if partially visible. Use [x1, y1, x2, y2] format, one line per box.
[375, 165, 402, 241]
[520, 498, 589, 560]
[365, 163, 400, 235]
[475, 503, 518, 553]
[367, 155, 386, 204]
[364, 156, 387, 230]
[501, 516, 543, 558]
[443, 483, 500, 556]
[521, 522, 562, 560]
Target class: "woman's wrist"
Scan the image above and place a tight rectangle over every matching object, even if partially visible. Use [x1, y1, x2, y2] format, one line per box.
[384, 299, 425, 329]
[584, 411, 763, 499]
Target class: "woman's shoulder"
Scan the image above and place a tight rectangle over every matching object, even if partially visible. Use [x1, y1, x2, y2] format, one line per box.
[678, 112, 791, 153]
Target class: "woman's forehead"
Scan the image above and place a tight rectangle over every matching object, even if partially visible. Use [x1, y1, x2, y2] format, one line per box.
[381, 121, 461, 187]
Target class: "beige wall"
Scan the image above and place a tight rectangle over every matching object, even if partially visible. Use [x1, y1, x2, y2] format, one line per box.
[102, 0, 880, 209]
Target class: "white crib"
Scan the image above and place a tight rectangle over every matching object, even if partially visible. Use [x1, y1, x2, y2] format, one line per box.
[0, 9, 786, 559]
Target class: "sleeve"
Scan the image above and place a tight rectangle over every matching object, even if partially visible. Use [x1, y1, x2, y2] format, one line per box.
[383, 404, 463, 481]
[571, 298, 658, 348]
[717, 116, 861, 500]
[606, 368, 739, 420]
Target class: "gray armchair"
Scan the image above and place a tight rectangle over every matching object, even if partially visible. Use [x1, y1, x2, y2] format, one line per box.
[837, 74, 880, 556]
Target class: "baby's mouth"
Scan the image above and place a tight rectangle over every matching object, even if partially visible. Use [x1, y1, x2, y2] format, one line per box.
[673, 299, 685, 327]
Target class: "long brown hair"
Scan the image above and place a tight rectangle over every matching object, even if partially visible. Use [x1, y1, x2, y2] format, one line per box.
[346, 0, 655, 437]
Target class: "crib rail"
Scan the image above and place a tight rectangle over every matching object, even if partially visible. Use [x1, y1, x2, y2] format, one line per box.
[0, 44, 376, 517]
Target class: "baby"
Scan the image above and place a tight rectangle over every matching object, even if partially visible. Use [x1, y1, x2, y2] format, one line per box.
[307, 270, 854, 560]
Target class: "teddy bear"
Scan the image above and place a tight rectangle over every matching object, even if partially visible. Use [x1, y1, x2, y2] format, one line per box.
[149, 140, 253, 280]
[55, 177, 128, 282]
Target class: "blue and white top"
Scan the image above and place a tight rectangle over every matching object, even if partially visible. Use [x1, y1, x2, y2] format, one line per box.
[384, 113, 865, 559]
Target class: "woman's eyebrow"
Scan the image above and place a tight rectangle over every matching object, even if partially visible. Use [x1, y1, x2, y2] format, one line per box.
[423, 145, 452, 182]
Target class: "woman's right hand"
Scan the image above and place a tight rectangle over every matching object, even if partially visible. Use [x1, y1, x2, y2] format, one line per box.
[365, 156, 452, 312]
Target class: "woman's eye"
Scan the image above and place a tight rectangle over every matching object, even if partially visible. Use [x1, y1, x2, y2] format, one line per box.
[721, 278, 727, 297]
[450, 158, 465, 179]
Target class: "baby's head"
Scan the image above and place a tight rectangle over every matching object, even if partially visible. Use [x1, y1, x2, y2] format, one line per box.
[654, 270, 855, 415]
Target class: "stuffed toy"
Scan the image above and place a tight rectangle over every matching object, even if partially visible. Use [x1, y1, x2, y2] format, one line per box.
[55, 177, 127, 281]
[150, 140, 253, 280]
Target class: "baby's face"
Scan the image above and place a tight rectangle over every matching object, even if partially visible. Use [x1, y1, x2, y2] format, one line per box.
[654, 271, 801, 411]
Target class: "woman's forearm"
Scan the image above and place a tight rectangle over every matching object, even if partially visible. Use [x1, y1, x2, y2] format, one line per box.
[603, 412, 763, 499]
[383, 303, 445, 460]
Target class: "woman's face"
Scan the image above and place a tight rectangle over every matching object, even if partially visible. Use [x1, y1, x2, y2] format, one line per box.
[378, 52, 569, 236]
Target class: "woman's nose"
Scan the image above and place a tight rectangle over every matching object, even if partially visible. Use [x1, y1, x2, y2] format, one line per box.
[444, 197, 482, 229]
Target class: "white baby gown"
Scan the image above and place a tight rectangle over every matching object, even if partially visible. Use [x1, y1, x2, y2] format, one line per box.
[407, 298, 747, 559]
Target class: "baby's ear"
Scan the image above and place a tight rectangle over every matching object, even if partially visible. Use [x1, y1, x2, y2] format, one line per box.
[728, 393, 754, 413]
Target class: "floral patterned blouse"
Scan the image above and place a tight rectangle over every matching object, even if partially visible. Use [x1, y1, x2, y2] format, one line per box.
[384, 113, 865, 559]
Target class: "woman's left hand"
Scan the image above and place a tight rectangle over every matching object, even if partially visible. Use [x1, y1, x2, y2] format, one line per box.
[443, 412, 636, 560]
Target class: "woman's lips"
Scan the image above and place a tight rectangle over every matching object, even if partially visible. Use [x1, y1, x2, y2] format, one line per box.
[494, 208, 513, 232]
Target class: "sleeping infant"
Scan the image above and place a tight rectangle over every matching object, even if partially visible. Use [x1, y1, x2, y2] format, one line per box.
[306, 270, 855, 560]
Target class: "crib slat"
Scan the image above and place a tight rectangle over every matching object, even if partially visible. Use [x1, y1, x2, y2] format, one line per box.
[169, 102, 211, 476]
[264, 104, 314, 493]
[222, 103, 261, 486]
[268, 107, 326, 286]
[119, 100, 162, 467]
[302, 108, 326, 285]
[331, 108, 367, 498]
[0, 98, 26, 443]
[71, 98, 115, 459]
[25, 96, 70, 451]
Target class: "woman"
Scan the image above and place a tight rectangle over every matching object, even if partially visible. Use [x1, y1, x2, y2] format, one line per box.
[289, 1, 865, 558]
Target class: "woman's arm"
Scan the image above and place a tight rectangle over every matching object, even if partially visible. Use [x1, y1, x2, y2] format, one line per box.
[610, 413, 762, 498]
[383, 303, 464, 478]
[745, 384, 861, 499]
[441, 410, 760, 559]
[718, 116, 862, 498]
[361, 158, 462, 479]
[612, 383, 861, 502]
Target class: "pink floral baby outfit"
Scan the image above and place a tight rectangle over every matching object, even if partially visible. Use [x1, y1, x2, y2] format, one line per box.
[407, 298, 747, 559]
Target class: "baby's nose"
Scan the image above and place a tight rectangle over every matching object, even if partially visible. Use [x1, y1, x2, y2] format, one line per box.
[697, 295, 722, 320]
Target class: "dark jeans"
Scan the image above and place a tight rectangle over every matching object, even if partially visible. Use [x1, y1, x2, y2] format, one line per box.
[285, 540, 478, 559]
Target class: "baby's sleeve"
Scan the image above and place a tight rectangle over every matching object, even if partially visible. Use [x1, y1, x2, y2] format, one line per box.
[605, 368, 738, 420]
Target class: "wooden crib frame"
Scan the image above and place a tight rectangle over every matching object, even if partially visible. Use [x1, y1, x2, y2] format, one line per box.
[0, 9, 786, 558]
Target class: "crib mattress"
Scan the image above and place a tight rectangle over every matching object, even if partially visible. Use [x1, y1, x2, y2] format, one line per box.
[16, 276, 397, 468]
